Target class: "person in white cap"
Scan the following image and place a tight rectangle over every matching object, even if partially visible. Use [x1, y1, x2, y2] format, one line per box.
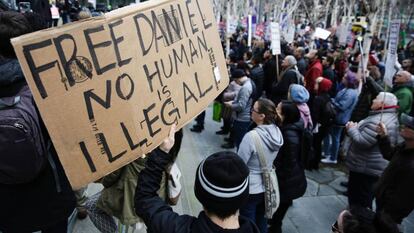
[345, 92, 401, 210]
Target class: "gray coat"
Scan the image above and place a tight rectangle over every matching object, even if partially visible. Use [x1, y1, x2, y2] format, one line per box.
[238, 125, 284, 194]
[223, 80, 241, 102]
[346, 108, 400, 177]
[231, 79, 254, 122]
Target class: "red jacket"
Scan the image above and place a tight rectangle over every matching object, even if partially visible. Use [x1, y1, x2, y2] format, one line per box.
[305, 59, 323, 91]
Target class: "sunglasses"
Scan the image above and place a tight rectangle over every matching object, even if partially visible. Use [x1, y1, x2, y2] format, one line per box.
[251, 109, 261, 114]
[331, 221, 340, 233]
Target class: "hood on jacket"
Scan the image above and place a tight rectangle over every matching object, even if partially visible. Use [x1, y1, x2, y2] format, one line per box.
[0, 59, 25, 87]
[289, 84, 309, 103]
[254, 124, 284, 151]
[283, 118, 305, 132]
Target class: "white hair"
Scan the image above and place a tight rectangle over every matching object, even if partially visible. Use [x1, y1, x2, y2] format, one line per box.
[285, 55, 297, 66]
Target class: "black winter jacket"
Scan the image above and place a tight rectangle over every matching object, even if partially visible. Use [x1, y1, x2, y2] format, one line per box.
[274, 121, 307, 203]
[311, 93, 331, 126]
[376, 136, 414, 224]
[250, 65, 264, 98]
[271, 69, 299, 105]
[134, 149, 260, 233]
[0, 59, 76, 233]
[263, 58, 277, 98]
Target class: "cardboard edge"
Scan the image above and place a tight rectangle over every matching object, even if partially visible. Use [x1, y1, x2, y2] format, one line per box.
[10, 0, 176, 46]
[105, 0, 175, 20]
[11, 16, 107, 46]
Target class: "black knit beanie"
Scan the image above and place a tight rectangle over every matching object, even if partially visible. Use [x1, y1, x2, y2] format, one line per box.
[194, 151, 249, 214]
[231, 69, 246, 79]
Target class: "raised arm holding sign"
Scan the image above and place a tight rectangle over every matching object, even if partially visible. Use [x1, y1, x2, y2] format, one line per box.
[12, 0, 229, 189]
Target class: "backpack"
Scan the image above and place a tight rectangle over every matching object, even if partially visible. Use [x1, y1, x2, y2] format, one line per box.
[293, 69, 304, 85]
[0, 84, 47, 184]
[321, 100, 337, 126]
[300, 125, 316, 170]
[249, 79, 260, 103]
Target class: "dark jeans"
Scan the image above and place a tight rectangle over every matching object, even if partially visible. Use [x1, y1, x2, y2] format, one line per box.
[240, 193, 267, 233]
[52, 19, 59, 27]
[222, 117, 232, 133]
[61, 13, 69, 24]
[348, 171, 379, 209]
[232, 120, 251, 150]
[195, 111, 205, 126]
[324, 125, 344, 161]
[312, 126, 329, 169]
[268, 200, 292, 233]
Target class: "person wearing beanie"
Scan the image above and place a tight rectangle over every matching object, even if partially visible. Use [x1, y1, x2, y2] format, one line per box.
[237, 98, 284, 233]
[344, 92, 400, 210]
[270, 55, 302, 105]
[310, 77, 333, 169]
[224, 69, 255, 149]
[135, 125, 260, 233]
[288, 84, 313, 129]
[392, 71, 413, 116]
[375, 113, 414, 226]
[304, 50, 323, 91]
[322, 71, 359, 164]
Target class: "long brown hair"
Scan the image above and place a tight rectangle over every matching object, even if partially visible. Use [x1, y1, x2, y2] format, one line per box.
[256, 98, 277, 125]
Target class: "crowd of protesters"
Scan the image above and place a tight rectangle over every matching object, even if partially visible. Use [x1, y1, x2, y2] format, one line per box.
[1, 5, 414, 233]
[188, 25, 414, 233]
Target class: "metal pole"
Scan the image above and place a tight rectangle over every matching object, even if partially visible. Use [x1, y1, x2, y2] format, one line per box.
[276, 55, 280, 82]
[257, 0, 263, 24]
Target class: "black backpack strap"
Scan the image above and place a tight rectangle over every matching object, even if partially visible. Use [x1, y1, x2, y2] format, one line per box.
[46, 140, 62, 193]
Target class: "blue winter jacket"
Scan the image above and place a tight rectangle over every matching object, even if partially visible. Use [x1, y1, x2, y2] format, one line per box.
[332, 88, 359, 125]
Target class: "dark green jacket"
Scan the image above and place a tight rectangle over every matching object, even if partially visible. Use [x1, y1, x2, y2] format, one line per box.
[97, 157, 168, 225]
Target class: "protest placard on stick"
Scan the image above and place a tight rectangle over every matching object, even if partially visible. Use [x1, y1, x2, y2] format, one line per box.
[12, 0, 229, 189]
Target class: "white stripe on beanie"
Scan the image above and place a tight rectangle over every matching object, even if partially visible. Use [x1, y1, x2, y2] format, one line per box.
[198, 159, 249, 198]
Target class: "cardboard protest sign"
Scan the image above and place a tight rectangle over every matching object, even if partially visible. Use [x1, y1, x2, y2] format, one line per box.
[227, 17, 238, 36]
[384, 20, 401, 87]
[285, 25, 295, 44]
[248, 15, 252, 47]
[270, 22, 281, 55]
[314, 27, 331, 40]
[12, 0, 229, 189]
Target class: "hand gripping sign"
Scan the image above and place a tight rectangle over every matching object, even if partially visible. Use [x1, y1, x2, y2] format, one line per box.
[12, 0, 229, 189]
